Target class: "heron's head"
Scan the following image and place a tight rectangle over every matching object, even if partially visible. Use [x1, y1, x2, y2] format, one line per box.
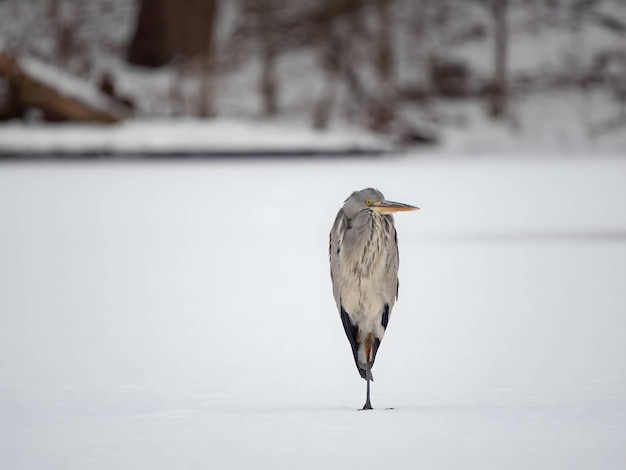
[342, 188, 419, 219]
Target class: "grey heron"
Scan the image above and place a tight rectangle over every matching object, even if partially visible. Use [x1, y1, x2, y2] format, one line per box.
[329, 188, 418, 410]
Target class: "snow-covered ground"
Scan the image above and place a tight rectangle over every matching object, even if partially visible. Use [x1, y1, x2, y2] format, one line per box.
[1, 153, 625, 469]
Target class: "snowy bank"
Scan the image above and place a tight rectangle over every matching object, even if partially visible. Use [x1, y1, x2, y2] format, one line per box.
[0, 119, 393, 157]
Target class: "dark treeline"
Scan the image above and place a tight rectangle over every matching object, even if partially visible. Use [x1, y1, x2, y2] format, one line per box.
[0, 0, 624, 137]
[125, 0, 516, 131]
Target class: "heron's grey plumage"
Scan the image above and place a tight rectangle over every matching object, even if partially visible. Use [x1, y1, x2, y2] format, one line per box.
[329, 188, 417, 410]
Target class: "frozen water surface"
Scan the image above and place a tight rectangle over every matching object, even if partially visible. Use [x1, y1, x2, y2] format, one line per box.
[1, 154, 625, 469]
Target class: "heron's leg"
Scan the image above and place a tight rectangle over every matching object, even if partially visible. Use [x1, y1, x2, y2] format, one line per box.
[362, 363, 372, 410]
[361, 334, 373, 410]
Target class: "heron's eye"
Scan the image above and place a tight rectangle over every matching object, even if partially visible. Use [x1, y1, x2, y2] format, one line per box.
[365, 199, 371, 205]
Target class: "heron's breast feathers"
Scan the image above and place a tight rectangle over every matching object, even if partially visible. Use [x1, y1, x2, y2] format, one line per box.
[330, 210, 399, 317]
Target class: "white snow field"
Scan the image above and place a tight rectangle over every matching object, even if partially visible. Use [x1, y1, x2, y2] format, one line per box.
[1, 154, 625, 469]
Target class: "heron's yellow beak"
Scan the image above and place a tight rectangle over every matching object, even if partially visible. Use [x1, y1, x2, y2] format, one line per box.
[371, 200, 420, 214]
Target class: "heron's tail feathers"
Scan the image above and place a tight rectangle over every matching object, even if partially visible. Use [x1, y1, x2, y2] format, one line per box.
[358, 363, 374, 381]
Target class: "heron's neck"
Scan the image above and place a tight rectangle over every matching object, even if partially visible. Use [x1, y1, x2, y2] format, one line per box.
[355, 212, 393, 272]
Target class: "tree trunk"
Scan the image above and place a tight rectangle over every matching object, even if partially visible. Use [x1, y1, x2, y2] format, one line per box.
[489, 0, 508, 118]
[191, 0, 219, 117]
[375, 0, 393, 88]
[128, 0, 220, 116]
[370, 0, 396, 131]
[256, 0, 279, 117]
[127, 0, 180, 67]
[312, 0, 341, 129]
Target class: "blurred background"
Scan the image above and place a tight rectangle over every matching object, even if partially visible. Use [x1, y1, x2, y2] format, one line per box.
[0, 0, 624, 153]
[1, 2, 626, 469]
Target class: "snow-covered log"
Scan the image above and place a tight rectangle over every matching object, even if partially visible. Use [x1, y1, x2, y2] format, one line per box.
[0, 50, 129, 124]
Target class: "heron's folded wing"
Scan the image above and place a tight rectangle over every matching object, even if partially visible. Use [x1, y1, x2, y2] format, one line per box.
[329, 209, 348, 311]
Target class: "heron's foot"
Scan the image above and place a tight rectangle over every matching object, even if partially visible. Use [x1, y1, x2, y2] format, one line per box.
[359, 400, 373, 411]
